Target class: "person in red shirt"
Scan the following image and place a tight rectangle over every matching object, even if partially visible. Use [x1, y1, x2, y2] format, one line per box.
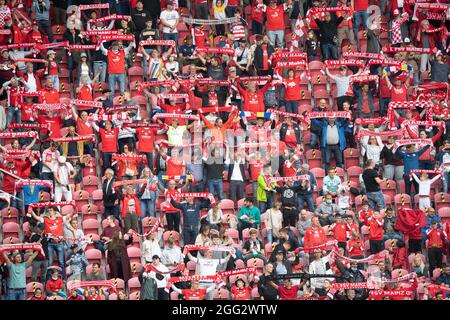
[45, 269, 65, 298]
[92, 120, 119, 170]
[238, 76, 272, 113]
[304, 216, 327, 249]
[347, 231, 365, 259]
[30, 206, 75, 278]
[384, 73, 409, 102]
[71, 106, 94, 156]
[76, 74, 100, 101]
[269, 278, 299, 300]
[1, 76, 28, 127]
[250, 0, 264, 35]
[160, 179, 190, 232]
[367, 211, 384, 254]
[262, 0, 291, 48]
[278, 69, 302, 114]
[37, 109, 64, 139]
[171, 280, 224, 300]
[26, 21, 49, 45]
[0, 157, 32, 195]
[426, 221, 447, 277]
[45, 50, 60, 92]
[166, 148, 186, 177]
[231, 278, 251, 300]
[18, 96, 35, 122]
[86, 286, 103, 300]
[67, 288, 84, 300]
[99, 40, 136, 99]
[136, 120, 161, 171]
[38, 77, 60, 104]
[358, 200, 373, 226]
[352, 0, 369, 50]
[30, 288, 46, 300]
[330, 214, 349, 250]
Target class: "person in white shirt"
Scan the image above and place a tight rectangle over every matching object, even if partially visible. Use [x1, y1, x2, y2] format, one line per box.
[361, 135, 384, 167]
[308, 249, 334, 291]
[54, 156, 76, 202]
[63, 217, 87, 251]
[412, 172, 442, 209]
[142, 232, 163, 264]
[148, 255, 170, 300]
[161, 238, 184, 268]
[159, 1, 180, 51]
[187, 250, 231, 300]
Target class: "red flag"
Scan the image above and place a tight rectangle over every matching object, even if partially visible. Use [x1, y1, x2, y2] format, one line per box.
[394, 208, 427, 234]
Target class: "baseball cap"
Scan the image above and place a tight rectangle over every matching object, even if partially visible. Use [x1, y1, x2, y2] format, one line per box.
[152, 254, 160, 260]
[47, 50, 56, 55]
[302, 163, 310, 169]
[58, 156, 66, 163]
[80, 52, 87, 58]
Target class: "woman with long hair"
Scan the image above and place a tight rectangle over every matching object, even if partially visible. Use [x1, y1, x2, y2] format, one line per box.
[106, 231, 133, 283]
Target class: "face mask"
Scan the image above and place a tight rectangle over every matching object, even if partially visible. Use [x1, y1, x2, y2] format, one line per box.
[325, 200, 332, 204]
[52, 276, 58, 280]
[351, 267, 358, 272]
[169, 57, 174, 62]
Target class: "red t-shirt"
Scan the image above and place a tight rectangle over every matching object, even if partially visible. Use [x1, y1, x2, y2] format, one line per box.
[167, 157, 185, 176]
[250, 162, 264, 181]
[76, 117, 93, 136]
[347, 239, 364, 257]
[78, 85, 93, 101]
[108, 50, 126, 74]
[37, 115, 62, 138]
[251, 2, 264, 23]
[265, 5, 285, 31]
[330, 222, 348, 242]
[284, 78, 301, 101]
[38, 88, 60, 104]
[193, 28, 207, 48]
[48, 61, 58, 75]
[136, 128, 156, 153]
[182, 289, 206, 300]
[261, 44, 269, 70]
[231, 286, 251, 300]
[368, 217, 384, 240]
[282, 161, 297, 177]
[427, 229, 445, 248]
[278, 285, 299, 300]
[353, 0, 369, 11]
[99, 128, 119, 153]
[44, 216, 64, 237]
[284, 126, 297, 149]
[390, 85, 407, 101]
[19, 102, 34, 122]
[165, 189, 181, 213]
[304, 227, 327, 248]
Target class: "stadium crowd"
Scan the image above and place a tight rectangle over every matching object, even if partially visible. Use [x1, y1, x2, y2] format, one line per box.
[0, 0, 449, 301]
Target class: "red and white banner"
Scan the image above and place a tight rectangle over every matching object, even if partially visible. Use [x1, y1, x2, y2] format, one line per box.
[307, 111, 352, 120]
[16, 179, 53, 191]
[68, 45, 98, 51]
[92, 14, 130, 23]
[152, 113, 199, 122]
[52, 135, 95, 143]
[99, 34, 135, 43]
[81, 30, 123, 37]
[324, 59, 365, 68]
[67, 280, 117, 293]
[144, 263, 185, 274]
[140, 40, 176, 49]
[79, 4, 110, 11]
[356, 128, 405, 141]
[0, 131, 38, 139]
[267, 108, 306, 122]
[33, 103, 68, 112]
[112, 179, 149, 189]
[71, 99, 103, 109]
[343, 52, 385, 60]
[294, 240, 338, 254]
[182, 244, 236, 257]
[392, 138, 433, 153]
[36, 41, 69, 51]
[28, 201, 76, 210]
[383, 46, 437, 54]
[269, 175, 310, 183]
[0, 243, 45, 257]
[194, 47, 235, 55]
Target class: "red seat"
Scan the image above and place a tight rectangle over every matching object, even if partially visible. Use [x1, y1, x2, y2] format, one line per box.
[84, 234, 100, 251]
[72, 190, 90, 210]
[170, 291, 179, 300]
[80, 204, 99, 218]
[127, 247, 142, 264]
[394, 193, 412, 210]
[305, 149, 322, 169]
[26, 282, 44, 298]
[2, 222, 20, 239]
[225, 228, 239, 244]
[246, 258, 264, 274]
[310, 167, 325, 190]
[2, 237, 20, 244]
[1, 207, 19, 224]
[434, 192, 450, 211]
[127, 277, 141, 294]
[242, 228, 258, 243]
[85, 249, 102, 265]
[82, 175, 99, 195]
[220, 198, 235, 210]
[438, 207, 450, 219]
[251, 287, 261, 300]
[308, 60, 325, 70]
[130, 262, 143, 276]
[347, 166, 363, 186]
[162, 230, 180, 245]
[129, 292, 141, 300]
[313, 89, 330, 99]
[213, 288, 230, 300]
[379, 180, 397, 200]
[92, 189, 103, 207]
[343, 148, 360, 167]
[82, 219, 99, 235]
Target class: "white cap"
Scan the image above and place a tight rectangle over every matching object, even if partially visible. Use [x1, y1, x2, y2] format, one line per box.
[404, 37, 410, 43]
[58, 156, 66, 163]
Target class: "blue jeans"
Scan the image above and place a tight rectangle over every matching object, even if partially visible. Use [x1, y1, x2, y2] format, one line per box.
[47, 242, 65, 277]
[50, 75, 59, 92]
[102, 152, 113, 171]
[7, 288, 26, 300]
[379, 97, 391, 117]
[285, 100, 299, 114]
[163, 33, 179, 52]
[353, 10, 369, 46]
[141, 48, 153, 81]
[208, 179, 224, 200]
[267, 30, 285, 48]
[93, 61, 107, 83]
[140, 198, 155, 218]
[324, 144, 343, 172]
[322, 43, 338, 61]
[108, 73, 126, 98]
[443, 172, 450, 193]
[310, 132, 319, 149]
[366, 191, 386, 211]
[298, 193, 315, 211]
[6, 107, 21, 128]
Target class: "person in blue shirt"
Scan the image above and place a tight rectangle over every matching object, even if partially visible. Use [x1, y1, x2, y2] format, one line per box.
[396, 144, 430, 205]
[421, 207, 441, 242]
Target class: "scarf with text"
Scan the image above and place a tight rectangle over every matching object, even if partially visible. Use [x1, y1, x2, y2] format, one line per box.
[79, 3, 110, 11]
[13, 58, 47, 64]
[306, 111, 352, 121]
[52, 135, 95, 143]
[28, 201, 76, 211]
[0, 243, 44, 257]
[342, 52, 385, 60]
[157, 175, 193, 181]
[332, 249, 387, 264]
[409, 168, 443, 181]
[144, 263, 186, 274]
[107, 105, 139, 113]
[412, 3, 450, 21]
[67, 280, 117, 293]
[113, 179, 152, 189]
[324, 59, 365, 69]
[355, 128, 405, 141]
[239, 76, 272, 85]
[309, 7, 352, 14]
[387, 100, 434, 129]
[16, 179, 53, 191]
[267, 108, 305, 122]
[199, 106, 235, 114]
[271, 51, 307, 63]
[197, 79, 231, 87]
[68, 45, 98, 51]
[36, 41, 69, 51]
[383, 46, 437, 54]
[81, 30, 123, 37]
[33, 103, 68, 112]
[182, 244, 236, 257]
[0, 131, 38, 139]
[194, 47, 235, 55]
[347, 74, 379, 96]
[112, 154, 146, 162]
[392, 138, 433, 153]
[71, 99, 103, 110]
[0, 43, 35, 50]
[165, 267, 256, 291]
[99, 34, 135, 43]
[9, 123, 49, 131]
[354, 118, 386, 126]
[122, 122, 161, 129]
[293, 240, 338, 254]
[152, 113, 199, 122]
[140, 40, 176, 49]
[269, 175, 310, 183]
[183, 16, 239, 25]
[369, 289, 415, 300]
[92, 14, 130, 23]
[274, 60, 308, 70]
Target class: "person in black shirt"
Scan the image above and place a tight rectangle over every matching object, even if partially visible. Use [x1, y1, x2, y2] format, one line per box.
[313, 12, 345, 61]
[242, 228, 266, 263]
[29, 224, 49, 282]
[275, 181, 302, 228]
[204, 148, 225, 200]
[131, 1, 152, 42]
[362, 159, 386, 211]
